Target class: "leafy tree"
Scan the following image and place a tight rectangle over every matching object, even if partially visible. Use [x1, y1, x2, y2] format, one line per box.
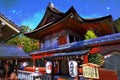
[6, 26, 39, 52]
[85, 30, 97, 40]
[85, 30, 104, 66]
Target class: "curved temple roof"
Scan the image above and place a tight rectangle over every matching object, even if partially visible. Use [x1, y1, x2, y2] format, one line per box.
[0, 14, 21, 42]
[35, 2, 64, 29]
[24, 3, 118, 40]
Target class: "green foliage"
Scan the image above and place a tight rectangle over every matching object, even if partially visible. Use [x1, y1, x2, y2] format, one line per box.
[21, 25, 32, 32]
[114, 18, 120, 32]
[85, 30, 104, 66]
[85, 30, 97, 40]
[88, 54, 104, 66]
[6, 25, 39, 52]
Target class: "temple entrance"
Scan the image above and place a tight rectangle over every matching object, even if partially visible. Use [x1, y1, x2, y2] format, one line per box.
[60, 59, 69, 76]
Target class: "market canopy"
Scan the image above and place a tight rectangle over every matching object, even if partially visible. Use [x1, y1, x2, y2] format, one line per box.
[0, 45, 30, 59]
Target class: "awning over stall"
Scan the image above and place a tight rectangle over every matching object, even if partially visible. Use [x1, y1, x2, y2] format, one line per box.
[45, 50, 89, 59]
[0, 45, 30, 59]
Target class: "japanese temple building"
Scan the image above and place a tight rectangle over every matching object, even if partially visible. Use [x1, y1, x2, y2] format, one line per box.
[24, 3, 119, 80]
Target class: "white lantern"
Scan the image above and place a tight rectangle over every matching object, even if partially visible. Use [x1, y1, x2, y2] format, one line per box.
[45, 61, 52, 74]
[68, 61, 78, 77]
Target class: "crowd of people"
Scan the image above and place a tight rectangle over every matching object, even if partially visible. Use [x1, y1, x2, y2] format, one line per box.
[0, 60, 18, 80]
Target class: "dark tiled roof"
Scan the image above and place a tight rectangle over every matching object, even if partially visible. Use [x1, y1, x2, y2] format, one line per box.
[30, 32, 120, 55]
[71, 32, 120, 48]
[53, 32, 120, 50]
[0, 45, 30, 59]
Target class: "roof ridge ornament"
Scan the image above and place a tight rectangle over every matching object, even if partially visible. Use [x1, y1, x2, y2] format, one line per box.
[48, 2, 54, 8]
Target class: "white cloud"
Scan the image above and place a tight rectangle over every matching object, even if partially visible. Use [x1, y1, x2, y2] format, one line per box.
[20, 11, 44, 30]
[12, 9, 16, 13]
[106, 6, 110, 10]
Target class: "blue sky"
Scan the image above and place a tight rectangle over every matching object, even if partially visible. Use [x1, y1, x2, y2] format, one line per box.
[0, 0, 120, 30]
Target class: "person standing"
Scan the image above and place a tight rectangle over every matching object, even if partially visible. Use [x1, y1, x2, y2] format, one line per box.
[8, 62, 14, 77]
[4, 61, 9, 79]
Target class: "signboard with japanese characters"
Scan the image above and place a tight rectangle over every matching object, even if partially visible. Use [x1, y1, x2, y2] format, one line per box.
[82, 63, 99, 79]
[45, 61, 52, 74]
[68, 61, 78, 77]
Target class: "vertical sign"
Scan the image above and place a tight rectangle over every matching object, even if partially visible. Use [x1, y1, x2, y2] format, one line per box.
[68, 61, 78, 77]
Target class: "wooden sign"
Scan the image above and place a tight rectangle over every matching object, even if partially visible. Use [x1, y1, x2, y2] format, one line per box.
[81, 63, 99, 79]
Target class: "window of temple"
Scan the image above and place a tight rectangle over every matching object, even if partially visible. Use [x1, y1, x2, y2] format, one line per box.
[69, 35, 80, 43]
[41, 37, 58, 49]
[75, 36, 80, 42]
[44, 39, 51, 49]
[40, 41, 43, 49]
[69, 35, 74, 43]
[51, 37, 58, 48]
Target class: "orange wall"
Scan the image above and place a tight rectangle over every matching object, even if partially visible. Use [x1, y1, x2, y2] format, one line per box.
[58, 35, 67, 45]
[78, 68, 118, 80]
[94, 68, 118, 80]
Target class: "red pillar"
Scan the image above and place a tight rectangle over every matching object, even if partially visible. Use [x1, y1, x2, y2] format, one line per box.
[83, 54, 88, 63]
[33, 59, 36, 68]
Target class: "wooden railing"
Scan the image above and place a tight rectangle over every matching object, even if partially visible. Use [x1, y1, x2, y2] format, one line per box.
[18, 70, 33, 80]
[17, 70, 51, 80]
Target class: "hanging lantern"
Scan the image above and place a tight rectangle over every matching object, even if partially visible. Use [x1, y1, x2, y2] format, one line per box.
[68, 61, 78, 77]
[45, 61, 52, 74]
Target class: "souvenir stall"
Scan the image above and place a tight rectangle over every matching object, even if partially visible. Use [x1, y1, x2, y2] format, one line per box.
[44, 50, 89, 80]
[43, 32, 120, 80]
